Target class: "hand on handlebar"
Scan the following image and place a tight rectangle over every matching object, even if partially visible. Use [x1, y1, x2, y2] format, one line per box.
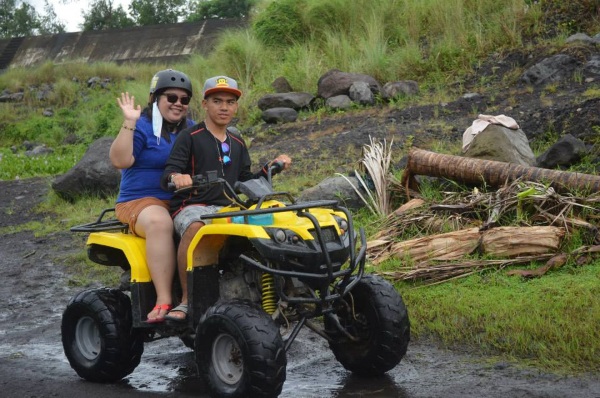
[269, 154, 292, 173]
[168, 173, 193, 191]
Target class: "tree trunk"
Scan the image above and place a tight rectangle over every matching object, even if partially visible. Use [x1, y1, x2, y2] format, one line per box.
[403, 148, 600, 194]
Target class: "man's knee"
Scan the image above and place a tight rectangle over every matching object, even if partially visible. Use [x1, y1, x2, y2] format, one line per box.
[180, 221, 205, 246]
[184, 221, 204, 238]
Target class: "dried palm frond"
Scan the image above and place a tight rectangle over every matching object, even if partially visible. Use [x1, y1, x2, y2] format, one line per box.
[378, 254, 555, 286]
[337, 136, 394, 217]
[369, 175, 599, 285]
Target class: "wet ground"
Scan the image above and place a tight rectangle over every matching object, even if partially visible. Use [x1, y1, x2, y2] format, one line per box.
[1, 179, 600, 398]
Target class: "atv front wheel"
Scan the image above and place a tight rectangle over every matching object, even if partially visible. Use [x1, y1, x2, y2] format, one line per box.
[325, 274, 410, 376]
[61, 288, 144, 382]
[195, 300, 286, 398]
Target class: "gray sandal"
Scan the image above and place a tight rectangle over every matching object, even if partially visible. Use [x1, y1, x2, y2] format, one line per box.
[165, 303, 188, 322]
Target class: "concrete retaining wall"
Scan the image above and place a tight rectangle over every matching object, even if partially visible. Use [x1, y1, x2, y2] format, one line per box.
[0, 19, 246, 69]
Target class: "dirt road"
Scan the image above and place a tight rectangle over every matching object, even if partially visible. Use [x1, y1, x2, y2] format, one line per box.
[1, 177, 599, 397]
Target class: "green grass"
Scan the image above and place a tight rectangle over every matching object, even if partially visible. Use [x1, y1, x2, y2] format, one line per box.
[0, 145, 87, 180]
[397, 262, 600, 372]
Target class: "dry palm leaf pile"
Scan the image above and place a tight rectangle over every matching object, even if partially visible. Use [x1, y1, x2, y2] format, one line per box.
[367, 177, 599, 285]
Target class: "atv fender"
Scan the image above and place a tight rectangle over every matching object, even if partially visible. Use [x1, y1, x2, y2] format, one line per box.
[186, 224, 270, 270]
[87, 232, 150, 282]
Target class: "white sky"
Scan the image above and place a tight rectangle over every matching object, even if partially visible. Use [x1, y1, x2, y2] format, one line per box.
[26, 0, 132, 33]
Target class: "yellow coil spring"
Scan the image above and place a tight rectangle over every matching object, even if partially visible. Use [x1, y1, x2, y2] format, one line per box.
[261, 273, 277, 314]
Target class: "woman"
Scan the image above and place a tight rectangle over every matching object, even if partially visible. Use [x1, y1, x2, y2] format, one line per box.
[110, 69, 195, 323]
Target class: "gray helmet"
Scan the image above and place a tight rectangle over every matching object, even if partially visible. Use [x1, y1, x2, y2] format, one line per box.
[149, 69, 193, 97]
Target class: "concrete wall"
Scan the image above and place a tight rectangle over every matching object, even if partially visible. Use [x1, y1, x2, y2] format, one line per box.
[0, 19, 246, 69]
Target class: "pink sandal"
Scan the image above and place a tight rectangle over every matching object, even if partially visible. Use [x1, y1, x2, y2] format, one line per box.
[145, 304, 172, 324]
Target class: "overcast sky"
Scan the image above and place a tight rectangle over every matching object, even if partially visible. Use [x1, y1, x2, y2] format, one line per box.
[27, 0, 132, 32]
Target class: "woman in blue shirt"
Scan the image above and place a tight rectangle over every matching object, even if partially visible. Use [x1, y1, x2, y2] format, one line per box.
[110, 69, 195, 323]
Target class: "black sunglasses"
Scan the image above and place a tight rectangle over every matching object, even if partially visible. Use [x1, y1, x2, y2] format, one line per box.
[163, 93, 191, 105]
[221, 142, 231, 166]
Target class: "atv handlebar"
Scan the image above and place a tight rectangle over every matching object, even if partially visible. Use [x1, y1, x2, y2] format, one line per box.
[167, 161, 285, 206]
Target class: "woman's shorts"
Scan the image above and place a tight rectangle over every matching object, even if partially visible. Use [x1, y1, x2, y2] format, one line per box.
[115, 197, 170, 236]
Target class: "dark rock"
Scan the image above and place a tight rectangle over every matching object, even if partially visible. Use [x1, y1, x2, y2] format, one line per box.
[297, 176, 365, 210]
[51, 137, 121, 201]
[382, 80, 419, 100]
[261, 107, 298, 124]
[325, 95, 352, 110]
[536, 134, 588, 169]
[317, 69, 382, 99]
[349, 81, 374, 105]
[520, 54, 581, 85]
[271, 76, 294, 93]
[257, 92, 314, 111]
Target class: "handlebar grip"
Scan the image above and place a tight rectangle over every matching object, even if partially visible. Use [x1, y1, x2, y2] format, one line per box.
[271, 160, 285, 174]
[167, 182, 176, 191]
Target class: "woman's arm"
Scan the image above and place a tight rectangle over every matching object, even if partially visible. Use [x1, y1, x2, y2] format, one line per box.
[109, 92, 141, 169]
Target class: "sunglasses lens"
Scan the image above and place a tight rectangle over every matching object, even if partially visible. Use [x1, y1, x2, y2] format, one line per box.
[221, 142, 230, 153]
[165, 94, 190, 105]
[223, 155, 231, 166]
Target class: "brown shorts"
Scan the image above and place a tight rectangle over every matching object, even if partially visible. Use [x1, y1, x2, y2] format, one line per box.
[115, 197, 170, 236]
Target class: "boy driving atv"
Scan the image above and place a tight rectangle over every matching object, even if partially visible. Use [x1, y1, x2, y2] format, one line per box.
[161, 75, 291, 321]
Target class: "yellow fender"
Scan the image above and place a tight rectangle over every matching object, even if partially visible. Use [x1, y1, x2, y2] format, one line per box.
[184, 201, 345, 270]
[87, 232, 151, 282]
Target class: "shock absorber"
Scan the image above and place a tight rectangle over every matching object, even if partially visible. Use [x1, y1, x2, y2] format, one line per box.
[261, 272, 277, 314]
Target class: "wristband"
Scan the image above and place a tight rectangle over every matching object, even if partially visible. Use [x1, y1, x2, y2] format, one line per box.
[122, 124, 135, 131]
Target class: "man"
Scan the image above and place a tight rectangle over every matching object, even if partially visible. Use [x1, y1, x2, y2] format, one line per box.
[161, 75, 291, 321]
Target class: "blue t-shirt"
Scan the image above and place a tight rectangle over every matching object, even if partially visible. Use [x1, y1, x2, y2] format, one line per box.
[116, 115, 194, 203]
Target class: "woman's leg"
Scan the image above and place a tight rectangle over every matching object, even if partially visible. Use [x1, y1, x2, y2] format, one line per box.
[135, 205, 176, 320]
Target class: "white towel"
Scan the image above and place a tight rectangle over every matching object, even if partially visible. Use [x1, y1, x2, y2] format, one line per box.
[152, 101, 163, 145]
[462, 114, 519, 152]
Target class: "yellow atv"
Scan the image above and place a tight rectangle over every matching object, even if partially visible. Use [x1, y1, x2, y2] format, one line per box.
[62, 164, 410, 398]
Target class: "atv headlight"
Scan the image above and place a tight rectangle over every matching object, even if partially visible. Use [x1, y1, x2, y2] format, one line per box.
[274, 229, 287, 243]
[266, 228, 304, 245]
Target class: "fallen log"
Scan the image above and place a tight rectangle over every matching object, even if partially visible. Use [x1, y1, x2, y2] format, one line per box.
[403, 148, 600, 194]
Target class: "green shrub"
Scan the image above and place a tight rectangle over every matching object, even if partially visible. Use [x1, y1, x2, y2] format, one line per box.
[253, 0, 308, 47]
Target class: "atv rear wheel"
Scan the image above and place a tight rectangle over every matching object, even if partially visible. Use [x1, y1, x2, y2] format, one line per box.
[195, 300, 287, 398]
[61, 288, 144, 382]
[325, 274, 410, 375]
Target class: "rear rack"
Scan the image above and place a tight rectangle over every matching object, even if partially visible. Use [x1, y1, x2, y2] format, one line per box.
[70, 208, 129, 233]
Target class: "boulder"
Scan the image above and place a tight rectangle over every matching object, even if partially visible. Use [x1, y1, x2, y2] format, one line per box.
[317, 69, 382, 99]
[382, 80, 419, 99]
[297, 176, 365, 210]
[536, 134, 588, 169]
[463, 125, 536, 166]
[325, 95, 352, 110]
[257, 92, 314, 111]
[271, 76, 294, 93]
[52, 137, 121, 201]
[520, 54, 581, 86]
[261, 107, 298, 124]
[349, 81, 374, 105]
